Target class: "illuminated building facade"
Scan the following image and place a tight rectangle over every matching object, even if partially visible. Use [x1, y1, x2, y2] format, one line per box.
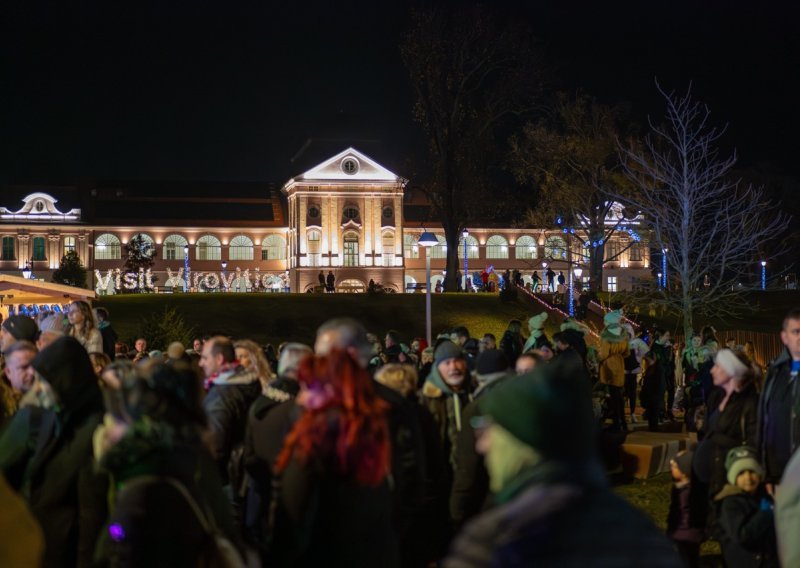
[0, 148, 651, 293]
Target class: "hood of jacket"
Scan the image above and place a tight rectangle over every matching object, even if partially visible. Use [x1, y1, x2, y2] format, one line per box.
[423, 362, 469, 398]
[212, 366, 259, 387]
[32, 335, 102, 419]
[601, 328, 628, 344]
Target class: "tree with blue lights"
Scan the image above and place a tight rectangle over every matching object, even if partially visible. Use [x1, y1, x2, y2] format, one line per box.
[510, 92, 642, 291]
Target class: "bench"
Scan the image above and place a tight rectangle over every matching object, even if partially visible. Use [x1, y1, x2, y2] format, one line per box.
[620, 430, 695, 479]
[405, 283, 428, 293]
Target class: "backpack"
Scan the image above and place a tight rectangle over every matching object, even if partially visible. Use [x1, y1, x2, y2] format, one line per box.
[124, 476, 252, 568]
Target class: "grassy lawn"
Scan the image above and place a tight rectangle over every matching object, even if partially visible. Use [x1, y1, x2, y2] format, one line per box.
[97, 292, 547, 346]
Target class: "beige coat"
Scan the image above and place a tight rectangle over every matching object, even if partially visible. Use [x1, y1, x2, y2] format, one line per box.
[598, 337, 630, 387]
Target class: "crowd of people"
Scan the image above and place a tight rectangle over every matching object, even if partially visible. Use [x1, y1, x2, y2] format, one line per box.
[0, 301, 799, 567]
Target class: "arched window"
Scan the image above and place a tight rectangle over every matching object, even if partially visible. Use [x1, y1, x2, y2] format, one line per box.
[458, 235, 480, 259]
[262, 234, 286, 260]
[404, 234, 419, 259]
[382, 231, 395, 266]
[229, 235, 254, 261]
[430, 234, 447, 259]
[95, 233, 121, 260]
[163, 234, 188, 260]
[307, 230, 321, 266]
[571, 239, 590, 264]
[486, 235, 509, 259]
[343, 231, 359, 267]
[128, 233, 155, 258]
[515, 235, 537, 260]
[196, 235, 221, 261]
[545, 236, 567, 260]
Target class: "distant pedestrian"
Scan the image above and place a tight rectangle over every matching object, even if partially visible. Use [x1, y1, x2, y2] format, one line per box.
[531, 271, 541, 292]
[326, 270, 336, 293]
[546, 267, 556, 292]
[94, 307, 118, 360]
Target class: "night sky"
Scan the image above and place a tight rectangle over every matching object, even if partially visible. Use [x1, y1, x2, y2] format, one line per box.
[2, 0, 798, 186]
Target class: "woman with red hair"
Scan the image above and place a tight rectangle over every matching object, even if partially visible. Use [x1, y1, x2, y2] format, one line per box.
[270, 349, 398, 566]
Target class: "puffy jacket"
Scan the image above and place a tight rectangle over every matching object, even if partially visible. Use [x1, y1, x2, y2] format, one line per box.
[203, 367, 261, 484]
[715, 485, 778, 568]
[598, 332, 630, 388]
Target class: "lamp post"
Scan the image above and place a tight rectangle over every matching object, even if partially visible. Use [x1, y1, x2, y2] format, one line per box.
[221, 261, 228, 292]
[418, 231, 439, 346]
[760, 260, 767, 290]
[462, 228, 469, 292]
[183, 245, 190, 292]
[571, 265, 583, 317]
[657, 272, 663, 289]
[22, 261, 32, 279]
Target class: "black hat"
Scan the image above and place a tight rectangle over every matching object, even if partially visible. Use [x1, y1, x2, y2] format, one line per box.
[2, 315, 39, 343]
[475, 349, 509, 375]
[434, 340, 464, 365]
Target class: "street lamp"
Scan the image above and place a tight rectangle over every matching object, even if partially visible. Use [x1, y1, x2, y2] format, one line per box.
[183, 245, 190, 292]
[657, 272, 663, 289]
[760, 260, 767, 290]
[221, 261, 228, 292]
[22, 261, 31, 279]
[462, 228, 469, 292]
[418, 230, 439, 346]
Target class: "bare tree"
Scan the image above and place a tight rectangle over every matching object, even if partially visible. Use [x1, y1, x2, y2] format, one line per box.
[616, 83, 788, 338]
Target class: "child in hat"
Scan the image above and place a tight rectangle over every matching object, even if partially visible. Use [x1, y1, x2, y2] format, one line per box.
[714, 446, 778, 567]
[667, 450, 704, 567]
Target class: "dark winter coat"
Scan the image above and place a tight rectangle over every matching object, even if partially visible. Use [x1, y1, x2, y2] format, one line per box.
[203, 367, 261, 484]
[715, 485, 779, 568]
[758, 348, 800, 484]
[667, 483, 704, 543]
[242, 377, 300, 548]
[420, 366, 472, 484]
[93, 421, 237, 567]
[499, 330, 523, 364]
[640, 360, 666, 408]
[445, 461, 681, 568]
[1, 337, 109, 568]
[449, 374, 507, 527]
[268, 413, 399, 567]
[698, 384, 759, 496]
[98, 321, 118, 360]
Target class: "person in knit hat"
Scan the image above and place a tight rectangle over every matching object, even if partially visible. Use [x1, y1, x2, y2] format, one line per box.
[714, 446, 778, 568]
[1, 316, 39, 353]
[420, 340, 473, 496]
[598, 309, 630, 431]
[445, 356, 681, 567]
[522, 312, 549, 353]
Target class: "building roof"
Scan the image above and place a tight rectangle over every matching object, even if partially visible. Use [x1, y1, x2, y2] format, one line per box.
[0, 182, 286, 228]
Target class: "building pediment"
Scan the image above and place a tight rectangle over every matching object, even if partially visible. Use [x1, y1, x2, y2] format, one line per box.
[0, 192, 81, 222]
[286, 147, 406, 186]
